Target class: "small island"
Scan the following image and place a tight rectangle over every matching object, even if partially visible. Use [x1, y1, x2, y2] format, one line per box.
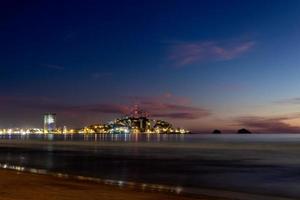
[212, 129, 222, 134]
[237, 128, 252, 134]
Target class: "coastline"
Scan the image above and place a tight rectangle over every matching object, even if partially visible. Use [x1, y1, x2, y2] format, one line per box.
[0, 169, 223, 200]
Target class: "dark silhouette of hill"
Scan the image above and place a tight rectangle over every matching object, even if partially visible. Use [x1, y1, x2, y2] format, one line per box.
[237, 128, 251, 134]
[212, 129, 221, 134]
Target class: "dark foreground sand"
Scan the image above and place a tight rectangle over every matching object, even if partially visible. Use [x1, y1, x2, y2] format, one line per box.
[0, 170, 226, 200]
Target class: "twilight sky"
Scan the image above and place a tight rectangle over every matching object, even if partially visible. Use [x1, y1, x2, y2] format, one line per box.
[1, 0, 300, 132]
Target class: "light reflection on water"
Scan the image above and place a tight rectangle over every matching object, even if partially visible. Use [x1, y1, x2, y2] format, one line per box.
[1, 134, 300, 199]
[3, 133, 300, 143]
[0, 163, 183, 195]
[0, 133, 187, 142]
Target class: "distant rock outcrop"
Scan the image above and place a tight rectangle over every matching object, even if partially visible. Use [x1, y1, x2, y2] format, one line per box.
[212, 129, 221, 134]
[237, 128, 251, 134]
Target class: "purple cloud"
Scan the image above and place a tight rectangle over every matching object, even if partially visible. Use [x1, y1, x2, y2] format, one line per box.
[168, 40, 255, 67]
[236, 115, 300, 133]
[153, 112, 208, 120]
[0, 94, 210, 121]
[275, 97, 300, 104]
[125, 93, 210, 119]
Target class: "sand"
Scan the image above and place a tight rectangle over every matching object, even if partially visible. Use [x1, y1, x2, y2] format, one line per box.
[0, 170, 225, 200]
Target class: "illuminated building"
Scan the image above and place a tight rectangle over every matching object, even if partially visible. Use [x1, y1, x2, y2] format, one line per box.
[0, 106, 188, 135]
[63, 126, 67, 134]
[0, 128, 43, 134]
[82, 108, 190, 134]
[44, 113, 56, 133]
[78, 106, 191, 134]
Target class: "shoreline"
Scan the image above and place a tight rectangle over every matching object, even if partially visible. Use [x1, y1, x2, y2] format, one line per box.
[0, 169, 224, 200]
[0, 163, 295, 200]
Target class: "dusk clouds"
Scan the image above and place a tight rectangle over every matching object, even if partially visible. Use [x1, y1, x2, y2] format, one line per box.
[275, 97, 300, 105]
[125, 93, 210, 120]
[167, 39, 255, 67]
[237, 115, 300, 133]
[0, 94, 210, 127]
[5, 93, 300, 132]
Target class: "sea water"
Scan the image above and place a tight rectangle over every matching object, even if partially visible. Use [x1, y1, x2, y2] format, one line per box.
[0, 133, 299, 199]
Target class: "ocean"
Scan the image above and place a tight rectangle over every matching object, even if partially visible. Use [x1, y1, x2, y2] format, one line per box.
[0, 133, 299, 200]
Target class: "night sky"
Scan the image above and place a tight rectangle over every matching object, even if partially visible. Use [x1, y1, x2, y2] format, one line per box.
[1, 0, 300, 132]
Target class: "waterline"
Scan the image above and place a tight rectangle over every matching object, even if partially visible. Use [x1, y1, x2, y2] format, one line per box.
[0, 162, 295, 200]
[0, 163, 183, 194]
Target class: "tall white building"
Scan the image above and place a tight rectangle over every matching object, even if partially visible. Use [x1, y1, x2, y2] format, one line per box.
[44, 113, 56, 133]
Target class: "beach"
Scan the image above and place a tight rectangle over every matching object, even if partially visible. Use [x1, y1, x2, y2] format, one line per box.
[0, 169, 223, 200]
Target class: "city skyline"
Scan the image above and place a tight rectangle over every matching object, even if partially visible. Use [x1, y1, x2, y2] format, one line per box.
[2, 1, 300, 132]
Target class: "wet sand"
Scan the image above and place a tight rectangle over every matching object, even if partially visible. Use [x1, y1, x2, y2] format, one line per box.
[0, 170, 225, 200]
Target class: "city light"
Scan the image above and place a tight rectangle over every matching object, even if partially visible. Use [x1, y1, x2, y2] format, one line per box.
[0, 107, 190, 135]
